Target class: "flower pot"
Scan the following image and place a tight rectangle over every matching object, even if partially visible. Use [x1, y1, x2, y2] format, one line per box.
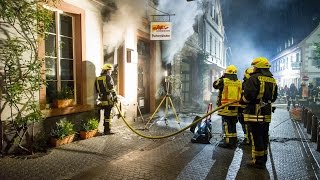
[50, 134, 75, 147]
[80, 129, 98, 139]
[53, 99, 74, 108]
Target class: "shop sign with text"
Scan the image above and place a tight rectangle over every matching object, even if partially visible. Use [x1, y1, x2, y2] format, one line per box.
[150, 22, 172, 40]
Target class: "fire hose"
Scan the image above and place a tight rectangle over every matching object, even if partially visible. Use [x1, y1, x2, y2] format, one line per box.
[114, 100, 239, 139]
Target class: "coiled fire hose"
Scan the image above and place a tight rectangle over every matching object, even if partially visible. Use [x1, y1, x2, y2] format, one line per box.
[114, 100, 239, 139]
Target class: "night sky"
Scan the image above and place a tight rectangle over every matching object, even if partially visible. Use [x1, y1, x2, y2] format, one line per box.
[221, 0, 320, 72]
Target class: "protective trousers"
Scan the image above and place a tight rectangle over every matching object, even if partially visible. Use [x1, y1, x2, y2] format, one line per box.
[248, 122, 270, 166]
[102, 105, 113, 134]
[238, 113, 250, 143]
[222, 116, 238, 145]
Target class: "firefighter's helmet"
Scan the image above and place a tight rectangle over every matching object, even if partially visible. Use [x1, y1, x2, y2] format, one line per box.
[102, 63, 114, 71]
[251, 57, 271, 69]
[225, 65, 238, 74]
[244, 67, 254, 79]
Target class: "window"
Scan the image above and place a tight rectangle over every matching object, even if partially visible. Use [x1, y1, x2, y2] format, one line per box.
[210, 1, 215, 18]
[218, 41, 220, 60]
[292, 52, 300, 70]
[45, 12, 75, 106]
[209, 33, 213, 55]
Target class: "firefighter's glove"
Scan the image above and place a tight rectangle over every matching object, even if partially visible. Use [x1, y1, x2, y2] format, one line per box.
[272, 107, 276, 113]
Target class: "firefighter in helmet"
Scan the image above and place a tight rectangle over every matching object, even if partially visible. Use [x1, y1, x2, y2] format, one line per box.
[95, 63, 118, 135]
[238, 67, 254, 145]
[240, 57, 278, 169]
[213, 64, 242, 148]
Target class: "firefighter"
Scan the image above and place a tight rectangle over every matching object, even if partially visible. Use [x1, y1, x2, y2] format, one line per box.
[238, 67, 253, 145]
[240, 57, 278, 169]
[213, 65, 242, 148]
[95, 63, 118, 135]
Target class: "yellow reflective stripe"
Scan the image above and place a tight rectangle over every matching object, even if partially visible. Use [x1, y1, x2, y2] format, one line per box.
[250, 131, 255, 159]
[218, 109, 238, 116]
[96, 76, 106, 94]
[258, 76, 276, 83]
[242, 96, 249, 103]
[257, 81, 265, 100]
[218, 106, 239, 116]
[96, 76, 115, 93]
[244, 124, 248, 138]
[223, 122, 229, 143]
[257, 76, 277, 100]
[253, 150, 265, 156]
[272, 83, 275, 100]
[243, 114, 272, 119]
[104, 119, 112, 122]
[100, 101, 110, 105]
[243, 114, 271, 122]
[225, 133, 237, 138]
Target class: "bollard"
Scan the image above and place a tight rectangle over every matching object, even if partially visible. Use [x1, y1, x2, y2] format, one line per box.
[317, 125, 320, 151]
[301, 106, 305, 124]
[304, 108, 309, 128]
[311, 115, 318, 142]
[307, 111, 313, 134]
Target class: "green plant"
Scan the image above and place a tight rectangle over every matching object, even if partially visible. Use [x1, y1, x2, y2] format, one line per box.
[310, 34, 320, 68]
[81, 118, 99, 131]
[50, 119, 75, 139]
[0, 0, 58, 154]
[55, 87, 74, 100]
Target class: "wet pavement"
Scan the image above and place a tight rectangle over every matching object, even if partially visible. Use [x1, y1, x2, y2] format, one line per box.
[1, 104, 320, 180]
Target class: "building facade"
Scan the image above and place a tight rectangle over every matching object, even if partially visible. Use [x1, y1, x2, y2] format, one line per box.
[0, 0, 164, 130]
[198, 0, 226, 103]
[169, 0, 226, 110]
[271, 23, 320, 88]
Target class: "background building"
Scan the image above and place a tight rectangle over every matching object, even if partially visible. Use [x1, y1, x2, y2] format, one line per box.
[271, 23, 320, 88]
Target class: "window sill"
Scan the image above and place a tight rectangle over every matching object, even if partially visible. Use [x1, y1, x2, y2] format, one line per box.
[42, 104, 95, 117]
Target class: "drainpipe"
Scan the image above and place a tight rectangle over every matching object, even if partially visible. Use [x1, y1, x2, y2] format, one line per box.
[0, 86, 2, 155]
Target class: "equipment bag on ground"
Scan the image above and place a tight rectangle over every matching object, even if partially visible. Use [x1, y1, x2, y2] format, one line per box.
[190, 116, 212, 144]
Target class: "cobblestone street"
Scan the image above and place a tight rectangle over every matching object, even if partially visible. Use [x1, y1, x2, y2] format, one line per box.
[1, 104, 320, 179]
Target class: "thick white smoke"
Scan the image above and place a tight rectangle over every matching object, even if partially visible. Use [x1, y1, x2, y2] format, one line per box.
[158, 0, 201, 64]
[103, 0, 145, 53]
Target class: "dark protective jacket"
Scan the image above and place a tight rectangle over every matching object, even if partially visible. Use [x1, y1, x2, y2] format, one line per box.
[241, 69, 278, 122]
[213, 74, 241, 116]
[95, 73, 117, 106]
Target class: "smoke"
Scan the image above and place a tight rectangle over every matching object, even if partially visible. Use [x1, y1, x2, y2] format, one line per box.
[158, 0, 201, 64]
[221, 0, 298, 73]
[221, 0, 319, 71]
[102, 0, 145, 53]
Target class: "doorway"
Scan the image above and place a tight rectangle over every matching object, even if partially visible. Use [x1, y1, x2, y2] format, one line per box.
[137, 39, 150, 113]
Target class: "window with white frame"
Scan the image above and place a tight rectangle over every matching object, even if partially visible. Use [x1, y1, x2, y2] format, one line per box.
[209, 33, 213, 55]
[45, 12, 75, 105]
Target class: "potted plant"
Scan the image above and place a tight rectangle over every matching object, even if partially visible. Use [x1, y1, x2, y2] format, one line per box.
[53, 87, 74, 108]
[80, 118, 99, 139]
[50, 119, 75, 147]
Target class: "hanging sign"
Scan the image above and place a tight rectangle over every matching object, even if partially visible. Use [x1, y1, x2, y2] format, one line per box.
[302, 75, 309, 81]
[150, 22, 172, 40]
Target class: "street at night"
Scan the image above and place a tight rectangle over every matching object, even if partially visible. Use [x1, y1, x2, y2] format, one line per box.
[1, 0, 320, 179]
